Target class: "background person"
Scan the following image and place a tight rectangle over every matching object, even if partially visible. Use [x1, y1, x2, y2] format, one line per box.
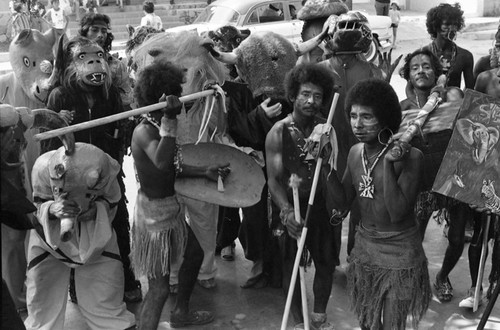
[140, 1, 163, 31]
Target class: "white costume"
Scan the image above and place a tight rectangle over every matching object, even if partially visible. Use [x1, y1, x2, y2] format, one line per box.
[140, 13, 162, 30]
[170, 101, 220, 284]
[25, 146, 135, 330]
[46, 8, 66, 30]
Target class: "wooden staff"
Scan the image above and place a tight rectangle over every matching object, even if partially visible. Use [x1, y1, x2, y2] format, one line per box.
[33, 90, 217, 141]
[390, 74, 447, 159]
[282, 174, 309, 330]
[478, 269, 499, 329]
[280, 93, 339, 330]
[474, 210, 492, 312]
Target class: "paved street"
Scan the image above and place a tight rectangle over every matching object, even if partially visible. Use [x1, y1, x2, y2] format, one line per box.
[7, 3, 500, 330]
[48, 26, 500, 330]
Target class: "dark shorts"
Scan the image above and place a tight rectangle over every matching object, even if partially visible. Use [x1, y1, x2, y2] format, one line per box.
[390, 23, 398, 28]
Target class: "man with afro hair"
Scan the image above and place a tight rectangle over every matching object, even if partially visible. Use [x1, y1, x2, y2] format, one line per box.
[266, 63, 338, 329]
[130, 60, 228, 329]
[326, 78, 431, 330]
[423, 3, 473, 89]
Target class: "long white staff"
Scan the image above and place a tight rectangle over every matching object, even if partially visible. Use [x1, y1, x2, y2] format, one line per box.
[288, 174, 309, 330]
[281, 93, 339, 330]
[33, 89, 217, 141]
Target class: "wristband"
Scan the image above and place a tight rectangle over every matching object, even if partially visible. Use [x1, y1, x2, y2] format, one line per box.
[279, 205, 294, 226]
[159, 117, 177, 138]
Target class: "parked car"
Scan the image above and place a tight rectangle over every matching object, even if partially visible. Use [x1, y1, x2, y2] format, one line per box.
[165, 0, 393, 62]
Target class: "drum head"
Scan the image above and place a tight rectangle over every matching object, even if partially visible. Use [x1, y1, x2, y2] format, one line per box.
[175, 143, 265, 207]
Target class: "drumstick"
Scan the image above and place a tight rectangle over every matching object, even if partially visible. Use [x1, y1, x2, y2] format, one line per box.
[33, 89, 217, 141]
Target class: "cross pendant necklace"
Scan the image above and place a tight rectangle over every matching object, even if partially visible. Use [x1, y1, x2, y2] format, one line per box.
[359, 144, 390, 199]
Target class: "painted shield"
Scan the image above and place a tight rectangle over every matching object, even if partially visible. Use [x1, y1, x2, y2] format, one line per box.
[175, 143, 265, 207]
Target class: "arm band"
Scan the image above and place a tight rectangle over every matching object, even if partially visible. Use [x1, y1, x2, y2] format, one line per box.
[159, 117, 177, 138]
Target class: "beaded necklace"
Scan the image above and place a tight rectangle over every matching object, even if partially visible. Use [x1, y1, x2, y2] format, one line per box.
[143, 113, 160, 129]
[359, 144, 390, 199]
[431, 41, 457, 84]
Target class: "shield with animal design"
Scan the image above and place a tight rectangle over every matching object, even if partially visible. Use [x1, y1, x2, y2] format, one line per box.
[432, 89, 500, 215]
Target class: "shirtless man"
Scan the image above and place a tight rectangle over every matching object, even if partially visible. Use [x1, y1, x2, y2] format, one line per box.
[423, 3, 474, 89]
[266, 63, 337, 329]
[130, 61, 228, 329]
[472, 24, 499, 82]
[326, 79, 431, 329]
[399, 48, 443, 111]
[474, 65, 500, 98]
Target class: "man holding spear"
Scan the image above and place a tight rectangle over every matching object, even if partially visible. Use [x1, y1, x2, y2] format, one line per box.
[326, 79, 431, 329]
[266, 63, 337, 330]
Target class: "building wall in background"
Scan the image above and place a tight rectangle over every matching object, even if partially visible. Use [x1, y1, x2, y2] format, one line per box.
[408, 0, 499, 17]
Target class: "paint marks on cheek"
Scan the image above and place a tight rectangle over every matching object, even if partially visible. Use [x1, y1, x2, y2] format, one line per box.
[363, 120, 381, 134]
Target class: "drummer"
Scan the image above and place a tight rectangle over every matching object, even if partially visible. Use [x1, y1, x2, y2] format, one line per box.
[130, 60, 229, 329]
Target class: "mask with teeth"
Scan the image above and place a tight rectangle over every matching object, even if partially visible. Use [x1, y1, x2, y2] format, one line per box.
[58, 37, 112, 93]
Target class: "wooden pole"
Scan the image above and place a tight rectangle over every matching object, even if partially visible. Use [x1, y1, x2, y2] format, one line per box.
[474, 211, 491, 312]
[33, 90, 216, 141]
[478, 272, 499, 329]
[282, 174, 309, 330]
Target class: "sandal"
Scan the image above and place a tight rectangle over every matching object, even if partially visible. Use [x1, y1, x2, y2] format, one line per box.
[434, 275, 453, 302]
[170, 311, 214, 328]
[221, 245, 234, 261]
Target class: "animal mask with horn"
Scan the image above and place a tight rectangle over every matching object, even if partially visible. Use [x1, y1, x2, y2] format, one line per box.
[202, 30, 324, 100]
[297, 0, 349, 62]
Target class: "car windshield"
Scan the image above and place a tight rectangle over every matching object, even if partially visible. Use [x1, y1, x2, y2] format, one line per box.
[194, 5, 240, 24]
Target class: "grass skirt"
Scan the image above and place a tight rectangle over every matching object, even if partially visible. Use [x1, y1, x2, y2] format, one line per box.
[130, 191, 187, 279]
[347, 224, 431, 330]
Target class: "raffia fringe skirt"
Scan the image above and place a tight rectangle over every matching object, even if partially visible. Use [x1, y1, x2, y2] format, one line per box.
[347, 224, 431, 330]
[130, 191, 187, 279]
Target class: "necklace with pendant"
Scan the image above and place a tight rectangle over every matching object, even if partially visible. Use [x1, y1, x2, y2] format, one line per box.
[359, 144, 390, 199]
[431, 41, 457, 82]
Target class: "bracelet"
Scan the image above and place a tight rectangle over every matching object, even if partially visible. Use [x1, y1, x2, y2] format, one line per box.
[279, 205, 294, 226]
[159, 117, 177, 138]
[329, 208, 347, 227]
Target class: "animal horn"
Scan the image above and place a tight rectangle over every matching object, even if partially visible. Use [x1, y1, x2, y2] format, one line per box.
[32, 109, 75, 155]
[201, 38, 238, 64]
[295, 37, 323, 57]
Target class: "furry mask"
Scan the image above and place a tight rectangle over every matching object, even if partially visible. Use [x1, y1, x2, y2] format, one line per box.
[50, 36, 112, 98]
[298, 0, 348, 20]
[234, 32, 298, 99]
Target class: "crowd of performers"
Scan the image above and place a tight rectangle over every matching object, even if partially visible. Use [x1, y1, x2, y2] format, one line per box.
[1, 1, 500, 329]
